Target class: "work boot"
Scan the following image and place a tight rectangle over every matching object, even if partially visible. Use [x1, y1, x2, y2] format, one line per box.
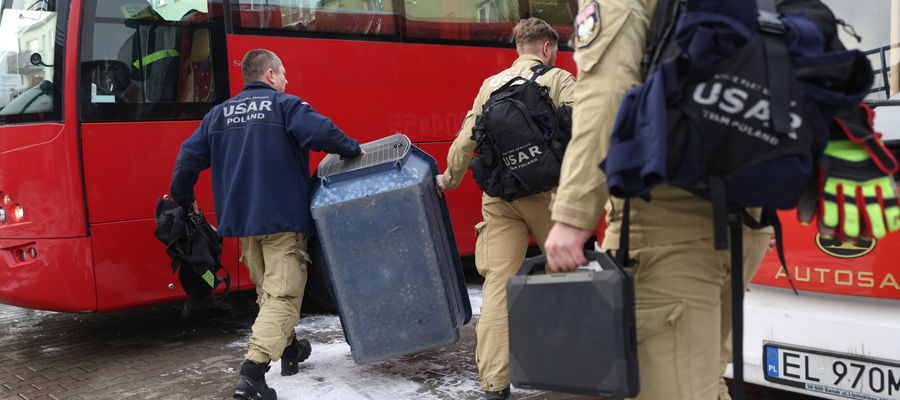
[484, 386, 510, 400]
[281, 336, 312, 376]
[233, 361, 276, 400]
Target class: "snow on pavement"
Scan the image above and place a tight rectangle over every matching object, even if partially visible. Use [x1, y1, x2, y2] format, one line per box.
[231, 285, 538, 400]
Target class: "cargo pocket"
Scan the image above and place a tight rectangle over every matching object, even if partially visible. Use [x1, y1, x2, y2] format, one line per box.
[635, 300, 689, 398]
[636, 300, 685, 343]
[474, 221, 488, 277]
[285, 249, 311, 271]
[285, 234, 311, 272]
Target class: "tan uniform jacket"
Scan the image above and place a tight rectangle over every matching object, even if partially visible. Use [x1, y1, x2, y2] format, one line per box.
[443, 54, 576, 203]
[552, 0, 736, 249]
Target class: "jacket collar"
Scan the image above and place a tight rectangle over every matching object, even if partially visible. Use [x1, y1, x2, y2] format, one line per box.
[512, 54, 545, 68]
[243, 81, 276, 91]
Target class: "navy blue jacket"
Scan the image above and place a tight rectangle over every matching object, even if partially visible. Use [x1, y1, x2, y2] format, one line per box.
[170, 82, 361, 237]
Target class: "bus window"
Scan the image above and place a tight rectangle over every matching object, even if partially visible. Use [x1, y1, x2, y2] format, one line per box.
[231, 0, 398, 37]
[79, 0, 229, 121]
[403, 0, 576, 45]
[0, 0, 61, 124]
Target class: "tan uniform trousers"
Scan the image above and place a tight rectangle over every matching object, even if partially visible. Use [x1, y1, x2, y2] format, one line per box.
[627, 230, 769, 400]
[240, 232, 310, 364]
[474, 191, 554, 391]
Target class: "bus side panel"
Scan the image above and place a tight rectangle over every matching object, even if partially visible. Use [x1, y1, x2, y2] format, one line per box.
[225, 36, 501, 143]
[751, 211, 900, 300]
[224, 35, 576, 256]
[92, 218, 240, 312]
[0, 123, 88, 239]
[225, 36, 576, 144]
[0, 237, 96, 312]
[81, 121, 243, 311]
[80, 121, 214, 224]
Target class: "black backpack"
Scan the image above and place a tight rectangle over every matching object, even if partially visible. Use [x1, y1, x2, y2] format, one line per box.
[470, 64, 572, 201]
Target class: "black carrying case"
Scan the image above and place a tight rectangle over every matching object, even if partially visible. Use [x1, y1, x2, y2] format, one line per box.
[507, 250, 639, 398]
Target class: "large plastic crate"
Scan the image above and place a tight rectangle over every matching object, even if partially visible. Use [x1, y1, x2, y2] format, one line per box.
[311, 133, 471, 364]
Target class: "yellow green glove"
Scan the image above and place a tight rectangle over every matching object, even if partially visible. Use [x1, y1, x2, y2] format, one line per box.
[818, 140, 900, 239]
[798, 105, 900, 241]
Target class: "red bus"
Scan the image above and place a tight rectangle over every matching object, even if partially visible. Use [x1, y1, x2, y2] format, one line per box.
[0, 0, 578, 312]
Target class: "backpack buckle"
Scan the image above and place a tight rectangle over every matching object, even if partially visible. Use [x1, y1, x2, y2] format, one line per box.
[757, 10, 785, 35]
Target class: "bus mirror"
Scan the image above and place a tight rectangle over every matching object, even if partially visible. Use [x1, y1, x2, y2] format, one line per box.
[30, 53, 53, 68]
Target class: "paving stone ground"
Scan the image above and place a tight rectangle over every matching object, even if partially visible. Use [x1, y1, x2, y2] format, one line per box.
[0, 279, 815, 400]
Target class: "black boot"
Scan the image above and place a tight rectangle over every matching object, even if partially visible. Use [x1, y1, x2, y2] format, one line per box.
[233, 361, 277, 400]
[281, 336, 312, 376]
[484, 386, 510, 400]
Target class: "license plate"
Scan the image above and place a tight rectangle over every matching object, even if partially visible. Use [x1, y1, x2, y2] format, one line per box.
[764, 342, 900, 400]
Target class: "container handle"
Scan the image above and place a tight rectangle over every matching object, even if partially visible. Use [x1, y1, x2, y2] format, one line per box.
[516, 250, 627, 277]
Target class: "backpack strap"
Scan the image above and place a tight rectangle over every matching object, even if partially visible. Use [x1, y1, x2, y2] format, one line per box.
[615, 198, 634, 267]
[491, 75, 529, 96]
[710, 177, 731, 251]
[716, 195, 800, 400]
[487, 65, 554, 96]
[757, 0, 793, 135]
[728, 212, 746, 400]
[640, 0, 683, 79]
[528, 64, 555, 81]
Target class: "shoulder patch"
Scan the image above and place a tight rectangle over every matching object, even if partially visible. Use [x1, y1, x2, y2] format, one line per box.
[574, 1, 601, 49]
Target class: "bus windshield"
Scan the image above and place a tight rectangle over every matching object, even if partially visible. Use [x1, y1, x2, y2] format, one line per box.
[0, 0, 60, 122]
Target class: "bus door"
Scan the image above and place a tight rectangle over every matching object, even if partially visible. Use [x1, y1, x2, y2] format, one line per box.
[77, 0, 234, 311]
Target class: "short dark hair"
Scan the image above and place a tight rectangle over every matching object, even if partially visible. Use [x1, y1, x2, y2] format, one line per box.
[512, 18, 559, 48]
[240, 49, 282, 83]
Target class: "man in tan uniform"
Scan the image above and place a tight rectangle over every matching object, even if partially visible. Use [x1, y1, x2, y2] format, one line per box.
[436, 18, 575, 400]
[543, 1, 770, 399]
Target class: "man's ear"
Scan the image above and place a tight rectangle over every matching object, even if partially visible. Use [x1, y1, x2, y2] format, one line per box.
[263, 68, 275, 84]
[542, 41, 553, 62]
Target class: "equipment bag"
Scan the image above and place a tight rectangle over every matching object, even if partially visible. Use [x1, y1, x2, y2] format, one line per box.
[508, 249, 638, 398]
[605, 0, 872, 225]
[470, 64, 572, 201]
[154, 197, 230, 317]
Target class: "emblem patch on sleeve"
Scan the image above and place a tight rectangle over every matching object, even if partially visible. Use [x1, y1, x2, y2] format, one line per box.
[574, 1, 601, 49]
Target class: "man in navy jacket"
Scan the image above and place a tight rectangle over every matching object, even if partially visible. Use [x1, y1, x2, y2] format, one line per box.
[170, 48, 362, 400]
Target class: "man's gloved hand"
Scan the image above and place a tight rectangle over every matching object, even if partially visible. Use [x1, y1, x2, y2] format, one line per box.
[798, 105, 900, 241]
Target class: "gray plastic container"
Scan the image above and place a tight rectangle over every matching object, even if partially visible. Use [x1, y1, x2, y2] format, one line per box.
[311, 133, 472, 364]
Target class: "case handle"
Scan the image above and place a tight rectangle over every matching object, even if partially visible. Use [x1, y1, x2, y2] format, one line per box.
[518, 250, 626, 276]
